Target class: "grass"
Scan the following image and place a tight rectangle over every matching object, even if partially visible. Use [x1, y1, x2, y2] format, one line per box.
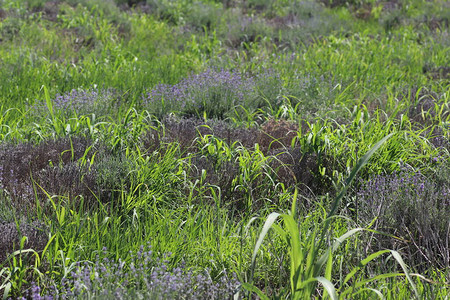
[0, 0, 449, 298]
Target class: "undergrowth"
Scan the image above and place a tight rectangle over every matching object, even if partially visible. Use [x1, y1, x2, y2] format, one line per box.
[0, 0, 449, 298]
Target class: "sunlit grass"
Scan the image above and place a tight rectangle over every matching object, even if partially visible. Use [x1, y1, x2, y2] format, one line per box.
[0, 0, 449, 298]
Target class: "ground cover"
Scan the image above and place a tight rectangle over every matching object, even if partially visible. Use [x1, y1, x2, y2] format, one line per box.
[0, 0, 449, 298]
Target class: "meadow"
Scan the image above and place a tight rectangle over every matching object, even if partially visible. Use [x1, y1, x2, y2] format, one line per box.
[0, 0, 449, 298]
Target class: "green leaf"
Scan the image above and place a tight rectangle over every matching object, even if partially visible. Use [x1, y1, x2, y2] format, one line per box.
[43, 85, 53, 118]
[299, 277, 338, 300]
[241, 283, 271, 300]
[390, 250, 419, 299]
[343, 272, 404, 295]
[344, 249, 391, 284]
[250, 212, 280, 283]
[2, 282, 11, 300]
[316, 228, 364, 272]
[290, 188, 298, 217]
[251, 213, 280, 264]
[315, 276, 338, 300]
[351, 287, 385, 299]
[324, 248, 333, 281]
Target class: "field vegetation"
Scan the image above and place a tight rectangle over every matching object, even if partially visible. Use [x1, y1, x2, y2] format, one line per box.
[0, 0, 449, 298]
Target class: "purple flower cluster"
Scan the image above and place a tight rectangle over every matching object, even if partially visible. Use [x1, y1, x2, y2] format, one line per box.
[32, 88, 120, 118]
[144, 69, 257, 118]
[24, 245, 241, 299]
[0, 168, 32, 205]
[223, 13, 269, 47]
[356, 169, 450, 268]
[357, 170, 449, 207]
[53, 89, 99, 111]
[144, 67, 343, 119]
[237, 16, 254, 32]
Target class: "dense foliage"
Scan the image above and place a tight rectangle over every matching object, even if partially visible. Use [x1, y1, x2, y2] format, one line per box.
[0, 0, 449, 298]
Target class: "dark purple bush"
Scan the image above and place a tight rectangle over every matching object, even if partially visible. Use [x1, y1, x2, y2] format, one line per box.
[0, 137, 97, 214]
[142, 116, 259, 154]
[0, 220, 48, 265]
[140, 116, 332, 210]
[0, 137, 135, 215]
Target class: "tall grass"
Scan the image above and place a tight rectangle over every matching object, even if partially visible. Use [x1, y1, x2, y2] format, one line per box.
[0, 0, 449, 298]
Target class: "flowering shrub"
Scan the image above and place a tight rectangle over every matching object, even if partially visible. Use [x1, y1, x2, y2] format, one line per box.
[357, 169, 450, 270]
[144, 67, 343, 120]
[0, 220, 48, 264]
[32, 88, 121, 118]
[25, 245, 241, 299]
[0, 138, 96, 214]
[144, 69, 257, 119]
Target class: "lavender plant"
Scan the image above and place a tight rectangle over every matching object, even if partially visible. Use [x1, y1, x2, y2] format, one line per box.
[25, 245, 241, 300]
[357, 168, 450, 271]
[0, 220, 48, 265]
[220, 13, 273, 48]
[144, 69, 257, 119]
[32, 88, 121, 118]
[0, 138, 98, 214]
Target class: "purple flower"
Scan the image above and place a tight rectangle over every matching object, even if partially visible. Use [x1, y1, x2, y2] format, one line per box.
[144, 68, 257, 118]
[31, 87, 120, 118]
[30, 244, 241, 299]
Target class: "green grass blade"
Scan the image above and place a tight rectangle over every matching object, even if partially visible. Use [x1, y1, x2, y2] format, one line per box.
[2, 282, 11, 300]
[241, 283, 271, 300]
[351, 287, 385, 299]
[43, 85, 53, 118]
[281, 214, 303, 294]
[331, 228, 365, 252]
[342, 273, 405, 295]
[251, 213, 280, 263]
[290, 188, 298, 217]
[327, 133, 394, 219]
[315, 276, 338, 300]
[324, 248, 333, 281]
[299, 277, 338, 300]
[390, 250, 419, 299]
[316, 228, 364, 271]
[250, 212, 280, 283]
[344, 250, 391, 284]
